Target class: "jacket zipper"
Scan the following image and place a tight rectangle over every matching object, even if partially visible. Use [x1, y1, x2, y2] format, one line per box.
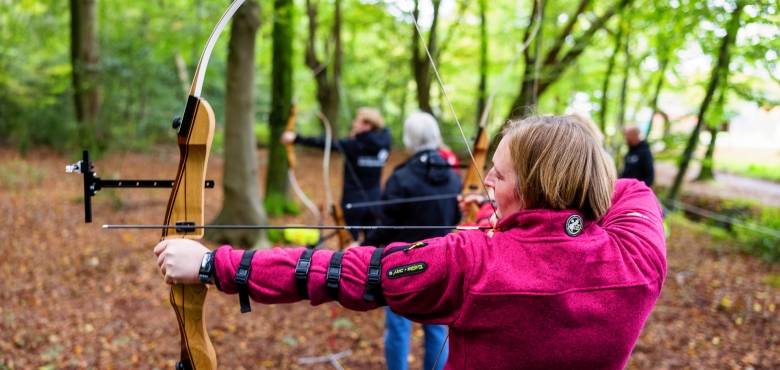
[383, 241, 429, 258]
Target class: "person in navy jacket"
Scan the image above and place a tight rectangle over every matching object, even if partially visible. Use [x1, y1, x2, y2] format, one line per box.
[281, 107, 392, 240]
[360, 111, 460, 370]
[621, 125, 655, 187]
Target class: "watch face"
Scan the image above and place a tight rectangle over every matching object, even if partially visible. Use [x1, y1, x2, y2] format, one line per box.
[200, 253, 213, 274]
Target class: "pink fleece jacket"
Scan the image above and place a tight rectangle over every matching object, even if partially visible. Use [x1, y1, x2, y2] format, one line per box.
[213, 179, 667, 369]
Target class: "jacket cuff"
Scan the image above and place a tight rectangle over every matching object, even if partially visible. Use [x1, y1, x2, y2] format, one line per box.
[213, 245, 243, 295]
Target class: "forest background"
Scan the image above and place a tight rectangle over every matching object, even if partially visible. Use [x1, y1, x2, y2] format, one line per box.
[1, 0, 780, 368]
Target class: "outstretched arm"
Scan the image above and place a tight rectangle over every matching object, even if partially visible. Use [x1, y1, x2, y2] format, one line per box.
[154, 231, 483, 325]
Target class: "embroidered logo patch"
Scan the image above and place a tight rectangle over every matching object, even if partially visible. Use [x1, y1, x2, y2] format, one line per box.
[386, 262, 428, 279]
[565, 214, 584, 237]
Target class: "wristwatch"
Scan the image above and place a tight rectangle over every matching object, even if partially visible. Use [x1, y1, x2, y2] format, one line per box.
[199, 251, 215, 284]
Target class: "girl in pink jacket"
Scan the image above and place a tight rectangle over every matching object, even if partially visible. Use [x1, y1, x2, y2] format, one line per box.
[156, 115, 667, 370]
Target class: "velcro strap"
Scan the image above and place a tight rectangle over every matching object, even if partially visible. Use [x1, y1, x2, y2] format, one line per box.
[234, 250, 257, 313]
[363, 247, 387, 306]
[295, 249, 316, 300]
[326, 252, 345, 301]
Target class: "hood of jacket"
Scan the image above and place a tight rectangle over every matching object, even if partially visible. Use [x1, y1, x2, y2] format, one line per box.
[396, 149, 455, 185]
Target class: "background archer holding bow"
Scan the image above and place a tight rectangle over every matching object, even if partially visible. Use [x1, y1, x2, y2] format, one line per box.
[281, 107, 391, 243]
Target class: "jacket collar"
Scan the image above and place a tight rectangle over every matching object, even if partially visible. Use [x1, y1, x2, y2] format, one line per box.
[496, 208, 599, 239]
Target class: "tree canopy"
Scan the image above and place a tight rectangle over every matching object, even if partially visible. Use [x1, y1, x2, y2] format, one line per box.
[0, 0, 778, 155]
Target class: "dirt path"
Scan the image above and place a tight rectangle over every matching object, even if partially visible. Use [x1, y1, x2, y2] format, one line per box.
[655, 161, 780, 208]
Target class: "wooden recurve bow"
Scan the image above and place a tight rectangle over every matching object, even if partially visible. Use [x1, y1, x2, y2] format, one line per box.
[318, 112, 354, 250]
[163, 1, 245, 368]
[459, 123, 490, 223]
[285, 100, 325, 230]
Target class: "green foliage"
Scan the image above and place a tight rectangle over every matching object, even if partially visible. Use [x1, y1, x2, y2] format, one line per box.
[267, 228, 285, 243]
[716, 162, 780, 183]
[733, 207, 780, 262]
[666, 212, 732, 243]
[666, 196, 780, 263]
[263, 192, 299, 217]
[765, 274, 780, 288]
[2, 0, 776, 156]
[653, 132, 690, 161]
[255, 123, 270, 148]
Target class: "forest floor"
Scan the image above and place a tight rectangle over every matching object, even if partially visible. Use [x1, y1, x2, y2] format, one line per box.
[1, 147, 779, 369]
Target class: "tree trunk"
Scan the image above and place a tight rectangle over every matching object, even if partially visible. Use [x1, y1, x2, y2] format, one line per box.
[506, 0, 631, 122]
[696, 124, 719, 181]
[475, 0, 488, 123]
[697, 82, 727, 182]
[412, 0, 442, 114]
[204, 0, 268, 249]
[646, 57, 668, 138]
[614, 25, 630, 167]
[70, 0, 102, 150]
[667, 1, 743, 201]
[305, 0, 342, 131]
[661, 110, 672, 140]
[519, 0, 545, 115]
[598, 25, 623, 133]
[512, 0, 547, 116]
[265, 0, 296, 216]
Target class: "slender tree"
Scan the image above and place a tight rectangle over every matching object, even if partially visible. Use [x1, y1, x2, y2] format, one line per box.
[305, 0, 343, 131]
[521, 0, 544, 113]
[697, 83, 728, 181]
[265, 0, 296, 216]
[613, 21, 630, 166]
[507, 0, 632, 122]
[598, 25, 623, 132]
[411, 0, 442, 114]
[668, 1, 744, 201]
[646, 57, 668, 138]
[70, 0, 102, 149]
[475, 0, 488, 122]
[204, 0, 268, 249]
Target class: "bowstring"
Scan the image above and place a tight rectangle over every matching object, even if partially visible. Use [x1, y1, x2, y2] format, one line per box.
[402, 0, 542, 368]
[403, 0, 495, 214]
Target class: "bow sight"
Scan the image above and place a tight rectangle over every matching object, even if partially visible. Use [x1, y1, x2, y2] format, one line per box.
[66, 149, 214, 223]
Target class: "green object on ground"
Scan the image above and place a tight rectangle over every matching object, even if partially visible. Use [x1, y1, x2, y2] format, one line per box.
[284, 228, 321, 246]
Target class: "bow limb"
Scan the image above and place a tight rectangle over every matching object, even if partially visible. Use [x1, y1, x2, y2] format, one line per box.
[318, 112, 354, 249]
[459, 126, 490, 222]
[163, 1, 246, 368]
[285, 101, 324, 226]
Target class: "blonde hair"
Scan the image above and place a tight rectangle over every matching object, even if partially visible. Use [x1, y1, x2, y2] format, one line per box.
[356, 107, 385, 130]
[568, 114, 604, 145]
[403, 111, 441, 153]
[502, 115, 615, 220]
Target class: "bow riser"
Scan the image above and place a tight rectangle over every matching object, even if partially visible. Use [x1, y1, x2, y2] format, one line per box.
[284, 103, 299, 169]
[330, 203, 354, 247]
[163, 97, 216, 240]
[171, 284, 215, 370]
[163, 96, 217, 370]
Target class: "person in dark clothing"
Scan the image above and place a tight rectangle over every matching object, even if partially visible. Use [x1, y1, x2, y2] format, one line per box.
[621, 125, 655, 187]
[358, 111, 460, 370]
[281, 108, 392, 240]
